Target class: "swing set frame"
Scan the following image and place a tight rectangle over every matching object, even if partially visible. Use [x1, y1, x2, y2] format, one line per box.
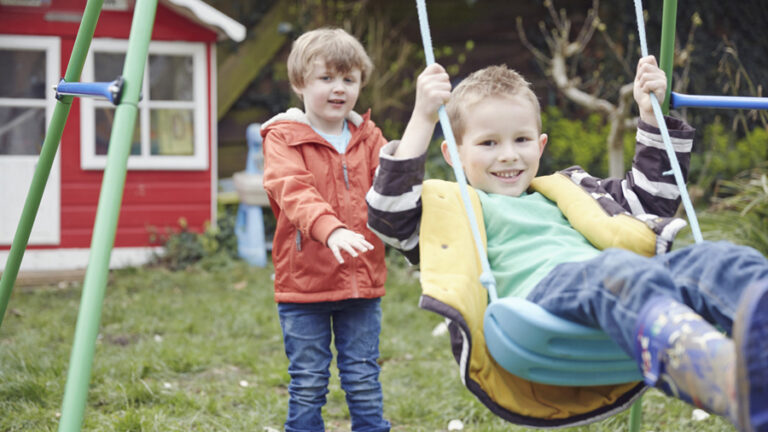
[0, 0, 766, 430]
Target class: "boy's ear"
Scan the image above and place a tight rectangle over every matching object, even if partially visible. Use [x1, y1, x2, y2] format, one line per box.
[539, 133, 548, 155]
[440, 140, 454, 166]
[291, 84, 304, 100]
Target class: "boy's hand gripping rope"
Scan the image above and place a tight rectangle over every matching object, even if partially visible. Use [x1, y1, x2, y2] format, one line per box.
[416, 0, 499, 301]
[633, 0, 703, 243]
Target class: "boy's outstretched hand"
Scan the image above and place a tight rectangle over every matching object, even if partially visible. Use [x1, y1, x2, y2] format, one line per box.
[327, 227, 374, 264]
[395, 63, 451, 158]
[633, 55, 667, 127]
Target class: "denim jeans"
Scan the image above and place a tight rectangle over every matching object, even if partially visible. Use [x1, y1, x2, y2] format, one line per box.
[277, 298, 390, 432]
[526, 241, 768, 356]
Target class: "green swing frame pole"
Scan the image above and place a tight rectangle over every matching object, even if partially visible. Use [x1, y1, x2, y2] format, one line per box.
[57, 1, 158, 430]
[659, 0, 678, 114]
[628, 397, 642, 432]
[0, 0, 105, 330]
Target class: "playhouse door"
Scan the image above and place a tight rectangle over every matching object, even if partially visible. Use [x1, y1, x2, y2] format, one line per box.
[0, 156, 61, 246]
[0, 36, 61, 246]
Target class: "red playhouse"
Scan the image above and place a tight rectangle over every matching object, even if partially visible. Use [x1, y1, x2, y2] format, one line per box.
[0, 0, 245, 271]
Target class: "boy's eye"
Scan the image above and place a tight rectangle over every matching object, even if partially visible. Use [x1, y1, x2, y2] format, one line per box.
[515, 136, 530, 143]
[479, 140, 497, 147]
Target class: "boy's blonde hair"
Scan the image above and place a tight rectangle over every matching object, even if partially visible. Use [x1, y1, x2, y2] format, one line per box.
[287, 28, 374, 95]
[446, 65, 542, 143]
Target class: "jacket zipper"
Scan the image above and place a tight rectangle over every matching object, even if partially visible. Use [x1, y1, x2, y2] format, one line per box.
[342, 161, 350, 190]
[295, 230, 301, 251]
[340, 155, 359, 297]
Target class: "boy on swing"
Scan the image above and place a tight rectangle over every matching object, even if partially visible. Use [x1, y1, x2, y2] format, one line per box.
[366, 56, 768, 432]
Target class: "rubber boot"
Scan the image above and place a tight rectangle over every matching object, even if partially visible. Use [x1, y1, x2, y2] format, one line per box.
[634, 296, 738, 424]
[734, 280, 768, 432]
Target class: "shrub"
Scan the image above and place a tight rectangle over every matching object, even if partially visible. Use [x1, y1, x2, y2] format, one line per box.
[149, 209, 239, 271]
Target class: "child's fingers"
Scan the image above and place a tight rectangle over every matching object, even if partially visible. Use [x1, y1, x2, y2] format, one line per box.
[329, 245, 345, 264]
[339, 242, 360, 258]
[353, 238, 375, 252]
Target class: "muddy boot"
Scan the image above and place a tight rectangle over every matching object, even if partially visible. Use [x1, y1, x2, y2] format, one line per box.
[634, 296, 738, 424]
[734, 280, 768, 432]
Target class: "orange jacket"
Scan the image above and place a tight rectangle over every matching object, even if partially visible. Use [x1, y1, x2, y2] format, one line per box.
[261, 108, 388, 303]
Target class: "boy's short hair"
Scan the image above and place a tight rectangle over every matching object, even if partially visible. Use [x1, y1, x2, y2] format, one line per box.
[446, 65, 542, 143]
[287, 28, 374, 93]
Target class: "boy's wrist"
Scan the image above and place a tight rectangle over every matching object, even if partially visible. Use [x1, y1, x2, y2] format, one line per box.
[639, 110, 658, 127]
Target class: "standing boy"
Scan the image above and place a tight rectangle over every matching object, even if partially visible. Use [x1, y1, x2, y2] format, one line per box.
[262, 28, 390, 432]
[366, 57, 768, 431]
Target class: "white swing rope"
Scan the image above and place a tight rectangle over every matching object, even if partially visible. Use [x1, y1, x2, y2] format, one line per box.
[415, 0, 499, 302]
[633, 0, 704, 243]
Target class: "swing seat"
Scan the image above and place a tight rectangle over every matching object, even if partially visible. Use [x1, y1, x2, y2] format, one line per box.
[418, 178, 645, 427]
[484, 298, 642, 386]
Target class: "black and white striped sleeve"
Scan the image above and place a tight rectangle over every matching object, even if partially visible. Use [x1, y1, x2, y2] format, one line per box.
[602, 117, 695, 217]
[366, 141, 428, 264]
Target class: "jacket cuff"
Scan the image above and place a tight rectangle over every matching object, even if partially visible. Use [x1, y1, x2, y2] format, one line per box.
[638, 116, 695, 140]
[311, 214, 346, 245]
[378, 140, 429, 174]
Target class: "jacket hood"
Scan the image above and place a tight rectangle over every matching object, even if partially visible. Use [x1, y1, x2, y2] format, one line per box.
[260, 108, 366, 137]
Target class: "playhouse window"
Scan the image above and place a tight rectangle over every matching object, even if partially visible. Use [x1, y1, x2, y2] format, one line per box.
[80, 40, 208, 170]
[0, 35, 61, 246]
[0, 47, 48, 156]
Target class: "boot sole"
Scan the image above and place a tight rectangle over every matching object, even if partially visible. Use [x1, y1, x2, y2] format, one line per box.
[735, 279, 768, 432]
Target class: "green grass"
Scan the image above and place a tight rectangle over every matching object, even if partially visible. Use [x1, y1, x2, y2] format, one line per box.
[0, 257, 734, 431]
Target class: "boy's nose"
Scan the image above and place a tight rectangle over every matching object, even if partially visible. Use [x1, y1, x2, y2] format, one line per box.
[497, 144, 519, 162]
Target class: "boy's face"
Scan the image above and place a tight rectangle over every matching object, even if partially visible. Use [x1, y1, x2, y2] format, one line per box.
[293, 58, 362, 134]
[442, 94, 547, 197]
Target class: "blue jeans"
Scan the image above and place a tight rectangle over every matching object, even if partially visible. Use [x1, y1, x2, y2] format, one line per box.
[277, 298, 390, 432]
[526, 241, 768, 356]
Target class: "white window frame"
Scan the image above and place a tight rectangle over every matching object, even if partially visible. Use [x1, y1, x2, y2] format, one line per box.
[80, 39, 208, 170]
[0, 35, 61, 244]
[0, 35, 58, 151]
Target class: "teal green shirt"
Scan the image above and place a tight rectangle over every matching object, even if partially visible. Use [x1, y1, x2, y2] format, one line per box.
[477, 190, 601, 299]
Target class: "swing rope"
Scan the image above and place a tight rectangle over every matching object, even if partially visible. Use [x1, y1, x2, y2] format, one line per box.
[633, 0, 704, 243]
[415, 0, 499, 302]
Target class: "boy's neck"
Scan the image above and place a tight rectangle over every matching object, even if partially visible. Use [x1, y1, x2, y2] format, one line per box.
[306, 112, 346, 135]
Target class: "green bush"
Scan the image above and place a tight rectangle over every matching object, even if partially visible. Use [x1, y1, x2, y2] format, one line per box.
[149, 209, 239, 271]
[694, 163, 768, 255]
[691, 120, 768, 199]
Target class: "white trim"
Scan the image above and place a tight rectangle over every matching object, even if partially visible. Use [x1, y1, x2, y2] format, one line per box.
[0, 35, 61, 245]
[163, 0, 246, 42]
[80, 39, 209, 171]
[0, 247, 162, 271]
[631, 167, 682, 200]
[637, 128, 692, 153]
[0, 98, 49, 108]
[209, 43, 218, 224]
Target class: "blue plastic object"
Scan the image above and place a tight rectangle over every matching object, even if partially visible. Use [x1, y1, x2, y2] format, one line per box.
[235, 123, 268, 267]
[671, 92, 768, 110]
[55, 76, 124, 104]
[484, 298, 643, 386]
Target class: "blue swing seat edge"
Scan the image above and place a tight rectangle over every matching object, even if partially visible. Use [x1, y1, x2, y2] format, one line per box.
[484, 297, 643, 386]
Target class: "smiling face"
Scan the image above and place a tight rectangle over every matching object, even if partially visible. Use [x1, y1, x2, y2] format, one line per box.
[442, 94, 548, 197]
[293, 58, 362, 134]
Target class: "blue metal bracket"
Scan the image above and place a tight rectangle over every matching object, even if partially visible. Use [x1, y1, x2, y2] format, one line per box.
[54, 76, 125, 105]
[671, 92, 768, 110]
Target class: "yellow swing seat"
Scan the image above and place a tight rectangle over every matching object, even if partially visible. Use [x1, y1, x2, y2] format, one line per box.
[419, 178, 649, 427]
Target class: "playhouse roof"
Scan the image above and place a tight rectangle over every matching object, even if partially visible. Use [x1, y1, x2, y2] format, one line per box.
[162, 0, 246, 42]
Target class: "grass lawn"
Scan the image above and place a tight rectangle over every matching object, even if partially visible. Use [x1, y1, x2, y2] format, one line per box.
[0, 256, 734, 431]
